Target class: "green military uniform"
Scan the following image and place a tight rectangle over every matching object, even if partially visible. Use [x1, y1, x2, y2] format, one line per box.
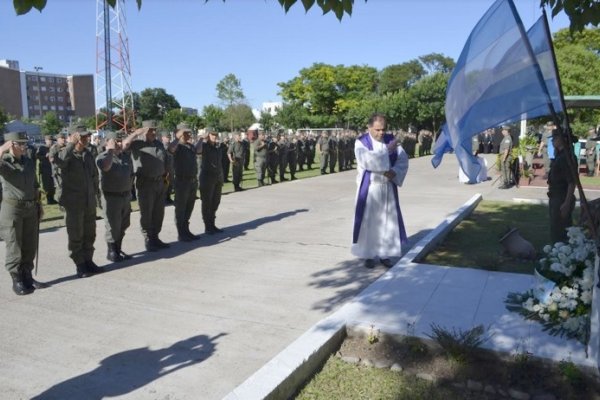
[499, 127, 513, 188]
[306, 136, 316, 170]
[317, 134, 330, 174]
[254, 135, 268, 186]
[96, 131, 134, 262]
[287, 137, 298, 180]
[547, 134, 576, 244]
[336, 134, 346, 171]
[36, 135, 57, 204]
[54, 126, 100, 277]
[585, 128, 597, 177]
[200, 130, 224, 234]
[228, 138, 245, 191]
[162, 132, 175, 204]
[0, 132, 43, 295]
[266, 137, 279, 183]
[296, 135, 306, 171]
[328, 134, 337, 173]
[129, 121, 169, 251]
[277, 135, 288, 181]
[49, 131, 67, 205]
[171, 124, 200, 241]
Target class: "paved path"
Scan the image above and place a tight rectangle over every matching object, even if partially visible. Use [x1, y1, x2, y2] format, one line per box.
[0, 153, 596, 399]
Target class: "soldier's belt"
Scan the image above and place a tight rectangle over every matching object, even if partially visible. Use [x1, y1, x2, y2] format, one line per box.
[137, 175, 163, 182]
[2, 198, 38, 207]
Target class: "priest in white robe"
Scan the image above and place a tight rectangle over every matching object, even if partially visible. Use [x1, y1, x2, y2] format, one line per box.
[351, 114, 409, 269]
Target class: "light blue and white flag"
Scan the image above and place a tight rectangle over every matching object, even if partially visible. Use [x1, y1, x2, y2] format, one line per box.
[440, 0, 559, 181]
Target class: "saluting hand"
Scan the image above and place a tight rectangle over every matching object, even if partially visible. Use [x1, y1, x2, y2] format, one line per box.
[0, 140, 13, 154]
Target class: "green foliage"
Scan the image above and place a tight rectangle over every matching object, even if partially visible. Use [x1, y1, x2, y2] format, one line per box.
[274, 103, 310, 130]
[379, 60, 425, 93]
[137, 88, 180, 121]
[185, 114, 204, 132]
[540, 0, 600, 32]
[220, 103, 255, 132]
[408, 72, 449, 133]
[367, 325, 380, 345]
[202, 104, 225, 131]
[259, 111, 276, 133]
[40, 111, 63, 135]
[558, 359, 583, 385]
[419, 52, 456, 74]
[161, 108, 187, 132]
[426, 324, 492, 364]
[216, 73, 245, 106]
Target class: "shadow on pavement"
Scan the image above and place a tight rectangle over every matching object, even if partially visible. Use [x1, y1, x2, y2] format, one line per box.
[31, 333, 227, 400]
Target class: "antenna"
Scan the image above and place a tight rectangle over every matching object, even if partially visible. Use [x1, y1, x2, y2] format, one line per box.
[95, 0, 135, 131]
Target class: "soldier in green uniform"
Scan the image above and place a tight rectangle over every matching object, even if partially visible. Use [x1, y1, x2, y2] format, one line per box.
[49, 129, 67, 206]
[0, 132, 48, 295]
[36, 135, 58, 204]
[97, 130, 134, 262]
[253, 131, 268, 186]
[585, 126, 597, 177]
[287, 135, 298, 180]
[54, 126, 102, 278]
[336, 132, 346, 171]
[125, 120, 170, 252]
[161, 131, 175, 205]
[328, 132, 338, 173]
[537, 121, 555, 179]
[498, 125, 513, 189]
[547, 129, 576, 244]
[228, 132, 246, 191]
[277, 133, 288, 181]
[317, 131, 330, 175]
[168, 123, 202, 242]
[199, 127, 224, 234]
[296, 133, 306, 171]
[266, 135, 279, 184]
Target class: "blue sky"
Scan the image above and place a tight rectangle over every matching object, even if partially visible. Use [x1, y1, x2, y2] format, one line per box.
[0, 0, 569, 112]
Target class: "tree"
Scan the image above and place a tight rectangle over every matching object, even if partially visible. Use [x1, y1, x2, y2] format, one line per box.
[220, 104, 255, 132]
[161, 109, 187, 132]
[185, 114, 205, 133]
[138, 88, 180, 121]
[418, 53, 455, 75]
[378, 60, 425, 94]
[540, 0, 600, 32]
[41, 111, 64, 135]
[259, 111, 276, 133]
[408, 72, 449, 133]
[0, 107, 9, 132]
[202, 104, 225, 131]
[216, 73, 246, 132]
[274, 103, 310, 130]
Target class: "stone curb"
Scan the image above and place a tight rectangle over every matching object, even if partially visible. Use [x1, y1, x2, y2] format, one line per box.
[221, 194, 483, 399]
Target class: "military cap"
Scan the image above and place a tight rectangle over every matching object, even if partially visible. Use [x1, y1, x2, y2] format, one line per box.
[501, 125, 511, 130]
[176, 122, 192, 132]
[4, 131, 28, 142]
[69, 125, 90, 136]
[205, 126, 217, 134]
[44, 134, 53, 140]
[160, 131, 172, 138]
[57, 128, 68, 137]
[545, 121, 555, 127]
[141, 120, 158, 129]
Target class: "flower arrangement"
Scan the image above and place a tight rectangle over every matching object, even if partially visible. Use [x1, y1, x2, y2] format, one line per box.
[505, 227, 596, 344]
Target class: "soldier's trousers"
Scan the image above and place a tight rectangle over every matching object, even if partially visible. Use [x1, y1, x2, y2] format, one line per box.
[287, 154, 297, 178]
[542, 151, 550, 176]
[320, 152, 329, 173]
[255, 158, 267, 184]
[64, 204, 96, 265]
[586, 155, 596, 175]
[0, 201, 38, 274]
[329, 152, 337, 173]
[549, 193, 574, 244]
[337, 152, 345, 170]
[200, 178, 222, 228]
[501, 158, 512, 186]
[174, 177, 198, 228]
[136, 178, 166, 240]
[231, 159, 244, 187]
[267, 158, 278, 182]
[278, 155, 287, 179]
[101, 191, 131, 244]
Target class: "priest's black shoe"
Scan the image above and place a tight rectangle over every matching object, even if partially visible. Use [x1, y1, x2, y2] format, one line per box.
[364, 259, 376, 269]
[380, 258, 394, 268]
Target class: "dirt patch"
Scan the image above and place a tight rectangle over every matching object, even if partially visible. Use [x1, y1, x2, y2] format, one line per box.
[337, 333, 600, 399]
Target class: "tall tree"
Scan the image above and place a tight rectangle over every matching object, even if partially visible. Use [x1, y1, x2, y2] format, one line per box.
[220, 104, 255, 132]
[138, 88, 180, 121]
[418, 53, 456, 75]
[274, 103, 310, 130]
[408, 72, 449, 133]
[41, 111, 64, 135]
[378, 60, 425, 94]
[202, 104, 225, 132]
[216, 73, 246, 132]
[161, 109, 187, 132]
[259, 111, 276, 133]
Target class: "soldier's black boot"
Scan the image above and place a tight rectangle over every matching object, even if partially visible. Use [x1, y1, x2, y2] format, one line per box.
[22, 269, 49, 290]
[116, 240, 132, 260]
[184, 224, 200, 241]
[86, 260, 104, 274]
[10, 272, 34, 295]
[76, 262, 93, 278]
[145, 238, 159, 252]
[258, 180, 264, 187]
[153, 236, 170, 249]
[177, 225, 194, 242]
[107, 242, 123, 262]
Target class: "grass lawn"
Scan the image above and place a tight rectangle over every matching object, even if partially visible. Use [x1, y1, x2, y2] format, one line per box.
[423, 200, 555, 274]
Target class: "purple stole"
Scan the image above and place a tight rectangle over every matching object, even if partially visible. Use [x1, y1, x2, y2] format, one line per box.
[352, 133, 407, 245]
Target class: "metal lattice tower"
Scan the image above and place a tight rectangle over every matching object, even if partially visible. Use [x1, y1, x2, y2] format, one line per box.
[95, 0, 135, 131]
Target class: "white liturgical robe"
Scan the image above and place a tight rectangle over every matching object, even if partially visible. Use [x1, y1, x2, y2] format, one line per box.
[351, 133, 409, 259]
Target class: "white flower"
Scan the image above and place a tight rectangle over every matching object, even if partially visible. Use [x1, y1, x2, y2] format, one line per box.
[548, 302, 558, 312]
[581, 290, 593, 305]
[543, 245, 552, 254]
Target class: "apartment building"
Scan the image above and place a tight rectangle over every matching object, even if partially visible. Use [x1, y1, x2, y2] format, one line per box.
[0, 59, 95, 122]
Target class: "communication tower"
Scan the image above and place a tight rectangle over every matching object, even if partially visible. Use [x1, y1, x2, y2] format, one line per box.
[95, 0, 135, 131]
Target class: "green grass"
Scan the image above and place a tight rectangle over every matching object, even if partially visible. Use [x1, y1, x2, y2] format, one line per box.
[295, 356, 460, 400]
[423, 200, 554, 274]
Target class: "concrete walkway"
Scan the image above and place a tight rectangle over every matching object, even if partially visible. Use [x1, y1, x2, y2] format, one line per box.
[0, 153, 597, 399]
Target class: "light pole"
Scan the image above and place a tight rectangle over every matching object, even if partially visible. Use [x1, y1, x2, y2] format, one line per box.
[34, 66, 43, 119]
